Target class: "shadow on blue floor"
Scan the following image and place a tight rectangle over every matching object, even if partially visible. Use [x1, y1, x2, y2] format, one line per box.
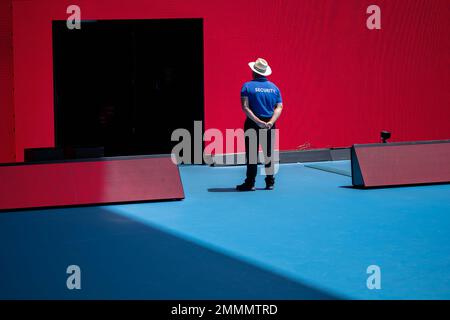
[304, 160, 352, 177]
[0, 207, 338, 299]
[208, 187, 268, 192]
[208, 187, 238, 193]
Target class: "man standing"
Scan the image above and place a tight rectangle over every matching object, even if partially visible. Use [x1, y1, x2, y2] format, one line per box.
[236, 58, 283, 191]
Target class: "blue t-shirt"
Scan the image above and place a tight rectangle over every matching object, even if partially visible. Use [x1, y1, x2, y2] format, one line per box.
[241, 77, 282, 118]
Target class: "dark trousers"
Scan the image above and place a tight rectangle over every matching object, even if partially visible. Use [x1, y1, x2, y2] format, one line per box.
[244, 117, 276, 185]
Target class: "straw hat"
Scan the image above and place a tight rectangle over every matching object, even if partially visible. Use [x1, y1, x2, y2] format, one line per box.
[248, 58, 272, 76]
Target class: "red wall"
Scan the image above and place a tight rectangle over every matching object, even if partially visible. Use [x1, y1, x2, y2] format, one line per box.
[7, 0, 450, 161]
[0, 0, 15, 162]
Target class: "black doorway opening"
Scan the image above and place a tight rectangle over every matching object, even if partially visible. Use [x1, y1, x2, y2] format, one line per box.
[53, 19, 204, 158]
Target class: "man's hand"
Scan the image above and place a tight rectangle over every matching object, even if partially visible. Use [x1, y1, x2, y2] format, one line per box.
[257, 120, 267, 129]
[265, 122, 274, 129]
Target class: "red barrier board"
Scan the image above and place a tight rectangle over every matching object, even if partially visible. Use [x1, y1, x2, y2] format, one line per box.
[351, 141, 450, 187]
[0, 156, 184, 211]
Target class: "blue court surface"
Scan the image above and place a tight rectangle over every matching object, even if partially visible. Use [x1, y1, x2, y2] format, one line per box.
[1, 161, 449, 299]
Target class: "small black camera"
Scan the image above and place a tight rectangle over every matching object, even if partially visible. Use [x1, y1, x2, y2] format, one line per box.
[381, 130, 391, 143]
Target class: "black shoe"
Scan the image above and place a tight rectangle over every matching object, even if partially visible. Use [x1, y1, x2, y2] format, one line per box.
[236, 182, 255, 191]
[265, 184, 274, 190]
[265, 176, 275, 190]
